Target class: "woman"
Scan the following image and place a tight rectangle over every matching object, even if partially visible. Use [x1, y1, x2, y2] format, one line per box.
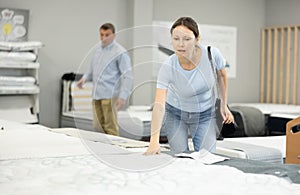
[145, 17, 234, 155]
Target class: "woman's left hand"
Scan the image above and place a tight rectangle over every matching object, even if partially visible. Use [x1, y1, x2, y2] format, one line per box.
[223, 106, 234, 124]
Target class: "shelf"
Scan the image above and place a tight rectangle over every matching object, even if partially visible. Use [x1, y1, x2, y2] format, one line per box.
[0, 61, 39, 69]
[0, 85, 39, 94]
[0, 41, 42, 124]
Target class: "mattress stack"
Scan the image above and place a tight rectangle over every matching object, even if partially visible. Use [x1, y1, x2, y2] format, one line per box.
[0, 41, 43, 93]
[0, 41, 43, 123]
[70, 81, 93, 112]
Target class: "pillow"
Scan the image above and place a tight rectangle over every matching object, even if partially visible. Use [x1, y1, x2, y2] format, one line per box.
[0, 76, 36, 86]
[0, 51, 37, 62]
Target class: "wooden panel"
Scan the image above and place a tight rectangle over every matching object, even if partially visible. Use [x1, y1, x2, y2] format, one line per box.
[293, 27, 298, 104]
[272, 29, 278, 103]
[260, 30, 265, 103]
[279, 28, 285, 104]
[285, 27, 291, 104]
[266, 29, 272, 103]
[260, 25, 300, 105]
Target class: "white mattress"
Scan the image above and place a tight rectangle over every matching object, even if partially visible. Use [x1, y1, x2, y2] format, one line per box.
[61, 110, 151, 140]
[0, 119, 299, 195]
[0, 41, 44, 51]
[0, 119, 90, 160]
[63, 106, 152, 122]
[66, 81, 153, 121]
[0, 61, 39, 68]
[70, 81, 93, 111]
[0, 85, 39, 94]
[216, 136, 286, 164]
[230, 103, 300, 115]
[63, 110, 93, 120]
[0, 76, 36, 86]
[220, 136, 286, 158]
[0, 51, 37, 62]
[270, 112, 300, 119]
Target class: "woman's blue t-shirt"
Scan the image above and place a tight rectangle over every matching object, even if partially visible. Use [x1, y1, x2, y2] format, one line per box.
[157, 44, 225, 112]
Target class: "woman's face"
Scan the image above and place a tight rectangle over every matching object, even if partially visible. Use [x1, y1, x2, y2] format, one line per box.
[171, 25, 198, 59]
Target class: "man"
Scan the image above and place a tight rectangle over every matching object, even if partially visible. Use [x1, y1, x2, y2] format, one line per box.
[77, 23, 133, 136]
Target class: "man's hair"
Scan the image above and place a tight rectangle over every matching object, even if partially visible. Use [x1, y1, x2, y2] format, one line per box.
[100, 23, 115, 33]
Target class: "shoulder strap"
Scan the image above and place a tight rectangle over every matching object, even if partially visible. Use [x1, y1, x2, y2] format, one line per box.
[207, 46, 217, 78]
[208, 46, 220, 97]
[208, 46, 212, 61]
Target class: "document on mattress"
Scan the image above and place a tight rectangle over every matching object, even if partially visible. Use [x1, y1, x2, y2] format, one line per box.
[175, 149, 229, 164]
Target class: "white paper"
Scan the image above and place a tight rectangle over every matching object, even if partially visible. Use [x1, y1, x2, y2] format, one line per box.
[175, 149, 229, 164]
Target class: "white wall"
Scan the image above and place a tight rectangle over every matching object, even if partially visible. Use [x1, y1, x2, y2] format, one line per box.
[265, 0, 300, 26]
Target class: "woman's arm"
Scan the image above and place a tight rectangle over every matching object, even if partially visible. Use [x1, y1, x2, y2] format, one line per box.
[217, 68, 234, 124]
[217, 68, 228, 106]
[144, 88, 167, 155]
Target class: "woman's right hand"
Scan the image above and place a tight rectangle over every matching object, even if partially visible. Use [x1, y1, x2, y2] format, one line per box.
[143, 88, 166, 156]
[144, 142, 161, 155]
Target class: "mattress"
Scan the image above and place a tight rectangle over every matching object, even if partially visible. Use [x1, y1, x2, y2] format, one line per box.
[0, 85, 39, 94]
[61, 109, 153, 140]
[70, 82, 93, 111]
[0, 41, 44, 51]
[220, 136, 286, 157]
[0, 51, 37, 62]
[230, 103, 300, 115]
[216, 136, 286, 164]
[217, 140, 283, 164]
[61, 80, 155, 139]
[1, 119, 300, 195]
[0, 76, 36, 86]
[0, 61, 39, 68]
[271, 113, 300, 119]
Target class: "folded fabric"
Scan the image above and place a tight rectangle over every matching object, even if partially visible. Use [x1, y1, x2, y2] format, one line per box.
[0, 51, 37, 62]
[0, 76, 36, 86]
[0, 41, 44, 51]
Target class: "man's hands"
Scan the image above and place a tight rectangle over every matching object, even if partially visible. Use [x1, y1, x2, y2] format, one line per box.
[115, 98, 126, 111]
[77, 77, 86, 89]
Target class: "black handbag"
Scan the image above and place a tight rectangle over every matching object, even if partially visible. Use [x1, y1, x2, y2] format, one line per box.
[207, 46, 236, 140]
[215, 97, 236, 138]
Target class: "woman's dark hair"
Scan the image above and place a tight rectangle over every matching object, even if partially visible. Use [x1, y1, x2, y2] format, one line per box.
[170, 17, 199, 38]
[100, 23, 115, 33]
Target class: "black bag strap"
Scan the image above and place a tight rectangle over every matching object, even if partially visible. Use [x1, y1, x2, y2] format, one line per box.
[208, 46, 237, 129]
[208, 46, 218, 79]
[207, 46, 220, 97]
[208, 46, 212, 61]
